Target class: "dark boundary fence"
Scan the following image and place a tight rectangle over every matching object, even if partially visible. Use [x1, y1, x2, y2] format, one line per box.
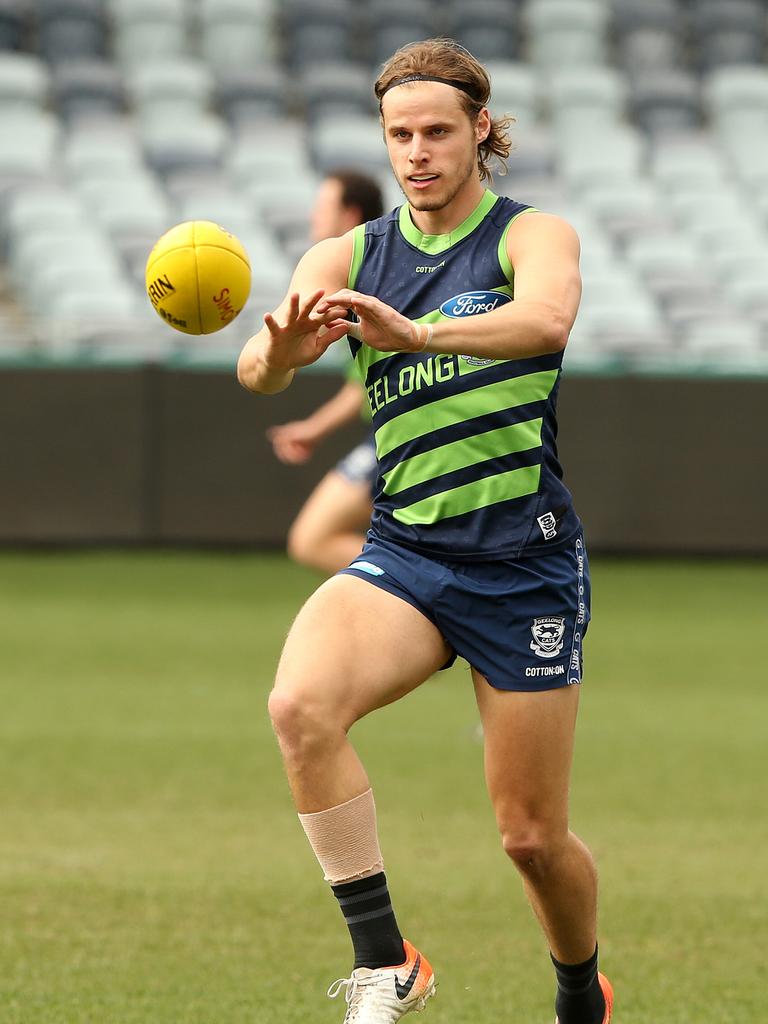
[1, 367, 765, 553]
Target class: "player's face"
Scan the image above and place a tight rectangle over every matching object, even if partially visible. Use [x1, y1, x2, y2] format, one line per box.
[381, 82, 489, 213]
[310, 178, 347, 242]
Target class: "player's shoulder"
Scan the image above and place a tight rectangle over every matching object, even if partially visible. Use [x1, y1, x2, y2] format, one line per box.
[297, 232, 354, 275]
[308, 231, 355, 260]
[504, 208, 581, 251]
[287, 232, 355, 294]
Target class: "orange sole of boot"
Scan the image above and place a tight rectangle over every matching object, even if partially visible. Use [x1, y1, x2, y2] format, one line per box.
[555, 973, 614, 1024]
[598, 972, 614, 1023]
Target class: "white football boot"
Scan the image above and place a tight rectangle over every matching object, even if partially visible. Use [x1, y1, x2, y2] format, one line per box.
[327, 940, 436, 1023]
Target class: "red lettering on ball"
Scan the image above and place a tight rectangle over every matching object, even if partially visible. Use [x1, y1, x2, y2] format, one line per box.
[213, 286, 237, 323]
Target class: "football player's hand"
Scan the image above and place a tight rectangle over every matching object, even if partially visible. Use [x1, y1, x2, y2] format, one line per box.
[317, 289, 429, 353]
[267, 420, 320, 464]
[262, 290, 350, 370]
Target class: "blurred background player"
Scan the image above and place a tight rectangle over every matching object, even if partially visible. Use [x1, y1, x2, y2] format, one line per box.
[267, 170, 384, 574]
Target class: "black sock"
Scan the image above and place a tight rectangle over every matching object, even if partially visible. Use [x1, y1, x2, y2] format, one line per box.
[331, 872, 406, 970]
[551, 946, 606, 1024]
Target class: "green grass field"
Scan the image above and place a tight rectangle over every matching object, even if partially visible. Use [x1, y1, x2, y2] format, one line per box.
[1, 551, 766, 1023]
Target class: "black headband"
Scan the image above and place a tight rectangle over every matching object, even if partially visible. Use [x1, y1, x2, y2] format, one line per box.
[379, 74, 482, 103]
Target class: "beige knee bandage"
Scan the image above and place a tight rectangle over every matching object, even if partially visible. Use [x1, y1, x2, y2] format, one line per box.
[298, 788, 384, 884]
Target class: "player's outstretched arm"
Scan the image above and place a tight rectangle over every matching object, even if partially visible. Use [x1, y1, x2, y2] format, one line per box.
[237, 235, 352, 395]
[267, 380, 365, 464]
[318, 214, 581, 362]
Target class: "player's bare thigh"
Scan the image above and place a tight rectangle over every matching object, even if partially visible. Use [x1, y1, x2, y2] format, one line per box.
[472, 668, 580, 848]
[274, 573, 452, 730]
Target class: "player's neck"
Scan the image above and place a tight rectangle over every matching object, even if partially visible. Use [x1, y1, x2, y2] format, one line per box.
[408, 178, 487, 236]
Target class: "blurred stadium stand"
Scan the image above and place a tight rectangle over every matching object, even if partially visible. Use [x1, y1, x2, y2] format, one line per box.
[0, 0, 766, 376]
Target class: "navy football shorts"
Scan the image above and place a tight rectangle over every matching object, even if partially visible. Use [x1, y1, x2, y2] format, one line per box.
[334, 435, 377, 495]
[338, 532, 590, 692]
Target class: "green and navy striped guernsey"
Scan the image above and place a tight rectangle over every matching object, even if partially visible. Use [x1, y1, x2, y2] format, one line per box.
[347, 189, 581, 561]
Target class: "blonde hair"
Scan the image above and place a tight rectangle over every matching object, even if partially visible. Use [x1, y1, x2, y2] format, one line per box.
[374, 38, 513, 182]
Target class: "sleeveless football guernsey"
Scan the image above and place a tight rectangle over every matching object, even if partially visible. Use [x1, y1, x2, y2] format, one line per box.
[347, 189, 581, 561]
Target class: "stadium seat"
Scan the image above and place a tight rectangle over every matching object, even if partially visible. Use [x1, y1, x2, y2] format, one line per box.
[173, 186, 256, 238]
[140, 112, 229, 178]
[624, 232, 706, 275]
[9, 227, 123, 309]
[525, 0, 609, 70]
[215, 66, 288, 128]
[701, 32, 766, 73]
[705, 65, 768, 116]
[620, 28, 681, 76]
[581, 179, 670, 240]
[612, 0, 684, 74]
[725, 272, 768, 326]
[577, 299, 667, 355]
[4, 186, 86, 246]
[611, 0, 681, 28]
[91, 185, 171, 240]
[503, 125, 557, 179]
[683, 316, 764, 355]
[110, 0, 190, 66]
[482, 61, 540, 127]
[231, 225, 290, 270]
[247, 174, 318, 222]
[226, 122, 309, 187]
[0, 109, 58, 181]
[629, 71, 701, 136]
[691, 1, 767, 70]
[668, 183, 746, 224]
[199, 0, 277, 70]
[75, 164, 164, 203]
[496, 172, 566, 212]
[310, 115, 392, 176]
[60, 119, 145, 178]
[282, 0, 359, 70]
[752, 178, 768, 216]
[649, 134, 728, 189]
[686, 215, 765, 256]
[198, 0, 275, 24]
[36, 0, 107, 63]
[51, 59, 124, 122]
[126, 59, 213, 121]
[75, 166, 166, 220]
[41, 267, 137, 313]
[726, 140, 768, 186]
[246, 174, 319, 254]
[547, 66, 627, 134]
[364, 0, 441, 68]
[705, 66, 768, 147]
[299, 63, 375, 122]
[448, 1, 520, 63]
[623, 232, 715, 308]
[0, 51, 48, 113]
[556, 126, 645, 188]
[708, 248, 768, 299]
[42, 290, 151, 356]
[0, 0, 27, 51]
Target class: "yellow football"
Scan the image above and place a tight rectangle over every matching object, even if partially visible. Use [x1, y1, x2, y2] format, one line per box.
[145, 221, 251, 335]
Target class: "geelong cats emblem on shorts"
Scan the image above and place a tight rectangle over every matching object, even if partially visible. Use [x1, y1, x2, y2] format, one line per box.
[530, 616, 566, 658]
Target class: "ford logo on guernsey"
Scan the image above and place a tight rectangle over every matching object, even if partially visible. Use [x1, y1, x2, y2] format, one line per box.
[439, 290, 512, 318]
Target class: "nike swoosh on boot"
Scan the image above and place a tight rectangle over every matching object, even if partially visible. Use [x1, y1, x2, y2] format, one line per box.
[395, 954, 421, 1000]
